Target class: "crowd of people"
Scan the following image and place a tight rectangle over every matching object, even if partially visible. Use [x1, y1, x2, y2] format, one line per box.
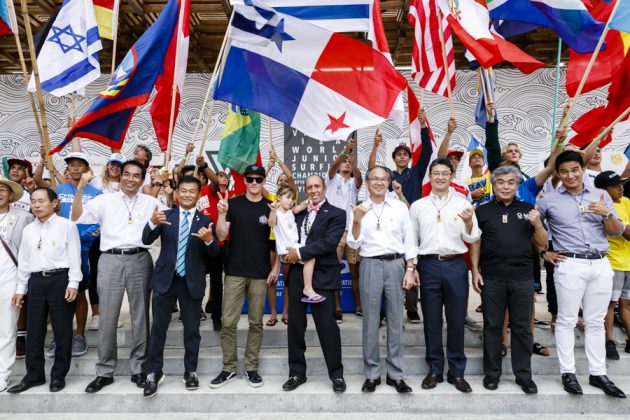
[1, 105, 629, 401]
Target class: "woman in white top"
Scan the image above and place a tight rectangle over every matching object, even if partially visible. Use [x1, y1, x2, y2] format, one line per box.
[90, 153, 124, 194]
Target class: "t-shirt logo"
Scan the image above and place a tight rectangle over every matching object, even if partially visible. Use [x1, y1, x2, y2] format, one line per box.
[259, 215, 268, 225]
[516, 212, 529, 220]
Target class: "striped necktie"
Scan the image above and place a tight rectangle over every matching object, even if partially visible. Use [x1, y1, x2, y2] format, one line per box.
[176, 211, 190, 277]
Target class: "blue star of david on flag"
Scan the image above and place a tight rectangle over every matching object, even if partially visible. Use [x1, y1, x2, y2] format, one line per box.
[48, 24, 86, 54]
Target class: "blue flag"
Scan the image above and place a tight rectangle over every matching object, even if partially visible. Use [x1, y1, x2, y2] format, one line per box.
[609, 0, 630, 34]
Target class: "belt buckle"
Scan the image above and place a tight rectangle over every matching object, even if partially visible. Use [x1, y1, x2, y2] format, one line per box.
[41, 270, 51, 277]
[438, 255, 446, 261]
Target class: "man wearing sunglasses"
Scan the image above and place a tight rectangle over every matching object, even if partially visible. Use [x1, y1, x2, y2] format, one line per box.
[212, 165, 279, 389]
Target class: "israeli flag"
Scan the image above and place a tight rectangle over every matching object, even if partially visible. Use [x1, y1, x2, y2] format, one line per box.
[27, 0, 102, 96]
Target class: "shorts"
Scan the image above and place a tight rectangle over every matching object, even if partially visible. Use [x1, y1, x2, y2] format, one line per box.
[336, 231, 360, 265]
[612, 270, 630, 301]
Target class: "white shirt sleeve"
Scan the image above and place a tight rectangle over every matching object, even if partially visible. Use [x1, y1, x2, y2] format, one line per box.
[66, 223, 83, 290]
[15, 230, 32, 295]
[399, 203, 418, 260]
[461, 206, 482, 244]
[74, 194, 102, 224]
[345, 205, 363, 250]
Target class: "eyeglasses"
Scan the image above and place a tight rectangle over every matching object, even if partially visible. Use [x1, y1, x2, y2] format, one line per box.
[430, 171, 452, 178]
[368, 177, 389, 184]
[245, 176, 264, 184]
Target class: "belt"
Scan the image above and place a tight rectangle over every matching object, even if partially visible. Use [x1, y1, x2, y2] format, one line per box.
[563, 252, 605, 260]
[422, 254, 463, 261]
[365, 253, 403, 260]
[32, 268, 69, 277]
[103, 247, 148, 255]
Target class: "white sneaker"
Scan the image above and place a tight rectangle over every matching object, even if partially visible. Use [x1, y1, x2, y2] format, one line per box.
[89, 315, 100, 331]
[0, 375, 9, 392]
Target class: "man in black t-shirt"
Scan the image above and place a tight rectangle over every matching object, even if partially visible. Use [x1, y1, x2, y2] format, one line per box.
[470, 166, 547, 395]
[211, 165, 280, 389]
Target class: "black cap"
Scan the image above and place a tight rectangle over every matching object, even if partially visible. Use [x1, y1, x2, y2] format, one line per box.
[391, 142, 412, 160]
[594, 171, 629, 189]
[243, 164, 265, 177]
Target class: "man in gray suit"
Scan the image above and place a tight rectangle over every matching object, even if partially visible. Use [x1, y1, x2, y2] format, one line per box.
[0, 175, 34, 392]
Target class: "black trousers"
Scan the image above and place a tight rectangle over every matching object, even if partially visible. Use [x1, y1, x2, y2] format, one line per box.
[206, 244, 227, 322]
[543, 240, 558, 316]
[482, 277, 533, 380]
[287, 267, 343, 380]
[25, 270, 75, 382]
[419, 257, 468, 377]
[88, 237, 101, 305]
[147, 275, 202, 374]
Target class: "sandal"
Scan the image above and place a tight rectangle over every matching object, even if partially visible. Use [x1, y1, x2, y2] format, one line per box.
[301, 294, 327, 304]
[533, 342, 550, 357]
[501, 344, 508, 358]
[281, 316, 289, 325]
[266, 318, 278, 327]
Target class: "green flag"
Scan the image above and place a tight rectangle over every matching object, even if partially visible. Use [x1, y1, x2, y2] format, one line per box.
[218, 105, 261, 174]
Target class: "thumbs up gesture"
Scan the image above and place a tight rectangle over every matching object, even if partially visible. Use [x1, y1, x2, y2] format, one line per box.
[588, 193, 610, 217]
[150, 205, 170, 225]
[217, 191, 230, 214]
[528, 205, 542, 227]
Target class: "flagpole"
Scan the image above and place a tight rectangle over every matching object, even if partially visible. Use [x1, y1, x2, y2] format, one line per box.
[558, 0, 621, 131]
[19, 0, 56, 191]
[6, 0, 44, 145]
[109, 0, 121, 79]
[550, 38, 562, 146]
[163, 0, 188, 170]
[436, 7, 454, 118]
[192, 12, 234, 162]
[481, 67, 495, 119]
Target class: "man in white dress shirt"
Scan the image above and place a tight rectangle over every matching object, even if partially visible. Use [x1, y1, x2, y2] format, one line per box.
[71, 160, 162, 393]
[8, 188, 81, 394]
[347, 166, 417, 393]
[410, 158, 481, 393]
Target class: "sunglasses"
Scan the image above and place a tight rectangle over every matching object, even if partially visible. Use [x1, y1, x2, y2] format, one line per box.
[245, 176, 264, 184]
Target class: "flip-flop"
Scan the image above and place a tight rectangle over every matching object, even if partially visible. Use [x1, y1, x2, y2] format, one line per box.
[281, 317, 289, 325]
[301, 294, 327, 304]
[266, 318, 277, 327]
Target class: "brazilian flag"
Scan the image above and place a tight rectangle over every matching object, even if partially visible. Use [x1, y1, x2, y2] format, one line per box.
[218, 105, 261, 174]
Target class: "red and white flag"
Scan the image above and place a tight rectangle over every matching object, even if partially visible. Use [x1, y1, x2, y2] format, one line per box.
[409, 0, 456, 97]
[150, 0, 190, 151]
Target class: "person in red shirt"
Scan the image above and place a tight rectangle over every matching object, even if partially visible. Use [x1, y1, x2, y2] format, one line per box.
[196, 156, 232, 331]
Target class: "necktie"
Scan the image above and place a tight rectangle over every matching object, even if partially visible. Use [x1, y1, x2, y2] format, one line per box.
[176, 211, 190, 277]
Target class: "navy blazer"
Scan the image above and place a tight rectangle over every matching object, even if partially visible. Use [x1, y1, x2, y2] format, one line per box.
[291, 200, 346, 290]
[142, 207, 219, 300]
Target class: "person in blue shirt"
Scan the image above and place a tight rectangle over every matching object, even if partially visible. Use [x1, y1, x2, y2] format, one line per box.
[51, 152, 102, 359]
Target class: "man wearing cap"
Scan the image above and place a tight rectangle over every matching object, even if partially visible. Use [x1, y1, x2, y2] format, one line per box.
[50, 152, 102, 359]
[212, 164, 278, 388]
[71, 160, 162, 393]
[0, 176, 33, 392]
[537, 151, 626, 398]
[593, 171, 630, 359]
[368, 109, 432, 324]
[7, 158, 34, 212]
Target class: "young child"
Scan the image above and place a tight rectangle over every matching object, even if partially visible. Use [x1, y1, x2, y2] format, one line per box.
[268, 186, 325, 303]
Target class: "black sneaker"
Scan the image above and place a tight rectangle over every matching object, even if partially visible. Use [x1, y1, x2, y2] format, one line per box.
[200, 311, 208, 321]
[209, 370, 236, 389]
[131, 373, 147, 388]
[245, 370, 264, 388]
[183, 372, 199, 390]
[407, 311, 421, 324]
[143, 372, 164, 398]
[606, 340, 620, 360]
[332, 378, 346, 393]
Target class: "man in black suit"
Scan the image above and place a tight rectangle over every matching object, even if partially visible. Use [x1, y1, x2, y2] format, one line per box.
[283, 175, 347, 393]
[141, 176, 219, 398]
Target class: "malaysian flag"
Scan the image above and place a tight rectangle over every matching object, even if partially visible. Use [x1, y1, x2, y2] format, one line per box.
[408, 0, 456, 97]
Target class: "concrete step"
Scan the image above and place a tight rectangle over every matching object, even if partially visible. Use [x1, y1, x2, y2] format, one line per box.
[1, 375, 629, 415]
[54, 315, 630, 349]
[11, 346, 630, 377]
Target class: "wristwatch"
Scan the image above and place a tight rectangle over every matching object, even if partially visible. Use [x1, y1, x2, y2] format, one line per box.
[152, 182, 164, 188]
[198, 162, 208, 170]
[539, 250, 547, 259]
[406, 266, 416, 272]
[604, 211, 614, 220]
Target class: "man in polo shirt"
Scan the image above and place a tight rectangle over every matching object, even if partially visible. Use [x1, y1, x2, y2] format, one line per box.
[537, 151, 626, 398]
[368, 109, 432, 324]
[471, 166, 547, 394]
[593, 171, 630, 359]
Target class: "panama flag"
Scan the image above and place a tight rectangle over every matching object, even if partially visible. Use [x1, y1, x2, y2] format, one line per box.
[27, 0, 102, 96]
[1, 0, 13, 36]
[214, 1, 407, 141]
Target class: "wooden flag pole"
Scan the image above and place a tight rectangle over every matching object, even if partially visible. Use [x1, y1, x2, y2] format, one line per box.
[163, 0, 188, 170]
[436, 7, 454, 118]
[481, 67, 495, 120]
[19, 0, 56, 191]
[7, 0, 44, 144]
[550, 38, 563, 145]
[558, 0, 620, 130]
[109, 0, 121, 79]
